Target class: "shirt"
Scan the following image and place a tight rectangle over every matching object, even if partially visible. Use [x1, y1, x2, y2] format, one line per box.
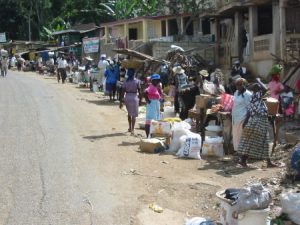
[176, 73, 187, 90]
[232, 90, 252, 124]
[57, 58, 67, 69]
[280, 91, 293, 104]
[146, 84, 161, 100]
[105, 69, 118, 84]
[268, 80, 284, 100]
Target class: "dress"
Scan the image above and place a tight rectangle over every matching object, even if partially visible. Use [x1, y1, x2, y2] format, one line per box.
[145, 84, 161, 125]
[238, 90, 270, 159]
[232, 90, 252, 151]
[123, 79, 140, 117]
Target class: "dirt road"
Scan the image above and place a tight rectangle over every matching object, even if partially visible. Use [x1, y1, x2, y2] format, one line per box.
[0, 71, 281, 225]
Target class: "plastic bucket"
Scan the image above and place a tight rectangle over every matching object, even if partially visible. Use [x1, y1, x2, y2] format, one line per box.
[238, 208, 270, 225]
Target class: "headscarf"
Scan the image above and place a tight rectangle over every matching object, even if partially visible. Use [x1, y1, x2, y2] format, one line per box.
[126, 68, 135, 80]
[269, 64, 283, 82]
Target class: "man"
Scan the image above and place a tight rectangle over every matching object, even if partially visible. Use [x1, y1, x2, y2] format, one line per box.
[0, 56, 8, 77]
[231, 60, 246, 79]
[57, 55, 67, 83]
[98, 54, 110, 91]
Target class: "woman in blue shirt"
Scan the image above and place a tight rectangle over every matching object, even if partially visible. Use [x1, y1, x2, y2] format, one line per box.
[105, 62, 119, 101]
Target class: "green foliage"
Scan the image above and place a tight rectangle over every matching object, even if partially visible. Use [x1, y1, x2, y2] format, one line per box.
[0, 0, 215, 40]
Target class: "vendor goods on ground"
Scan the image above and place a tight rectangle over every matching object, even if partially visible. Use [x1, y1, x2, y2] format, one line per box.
[168, 121, 191, 153]
[176, 131, 202, 160]
[280, 192, 300, 224]
[139, 138, 165, 153]
[202, 137, 224, 157]
[216, 184, 272, 225]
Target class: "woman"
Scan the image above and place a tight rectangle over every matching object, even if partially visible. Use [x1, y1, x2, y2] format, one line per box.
[268, 64, 284, 100]
[232, 78, 252, 151]
[105, 61, 119, 101]
[144, 74, 162, 137]
[119, 69, 141, 134]
[238, 79, 277, 168]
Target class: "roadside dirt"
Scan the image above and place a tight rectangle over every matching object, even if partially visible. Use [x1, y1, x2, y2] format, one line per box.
[14, 72, 292, 225]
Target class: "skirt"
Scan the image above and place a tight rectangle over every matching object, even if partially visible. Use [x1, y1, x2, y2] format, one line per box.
[238, 115, 270, 159]
[146, 99, 161, 125]
[232, 120, 244, 151]
[106, 83, 116, 92]
[124, 93, 139, 117]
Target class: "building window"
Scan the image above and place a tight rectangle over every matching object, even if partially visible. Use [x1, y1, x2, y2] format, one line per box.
[257, 5, 272, 35]
[168, 19, 178, 36]
[129, 28, 138, 40]
[202, 18, 211, 35]
[161, 20, 166, 37]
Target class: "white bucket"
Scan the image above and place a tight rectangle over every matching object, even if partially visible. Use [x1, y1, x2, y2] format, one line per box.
[238, 208, 270, 225]
[93, 83, 99, 92]
[216, 191, 270, 225]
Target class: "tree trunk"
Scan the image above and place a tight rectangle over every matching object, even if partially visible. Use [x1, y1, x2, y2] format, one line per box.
[28, 2, 32, 41]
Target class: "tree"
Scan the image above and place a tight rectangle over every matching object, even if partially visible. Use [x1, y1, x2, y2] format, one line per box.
[99, 0, 164, 20]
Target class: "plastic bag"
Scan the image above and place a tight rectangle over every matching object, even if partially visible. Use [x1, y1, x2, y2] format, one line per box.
[221, 93, 234, 112]
[235, 183, 271, 213]
[168, 121, 191, 152]
[176, 132, 201, 160]
[281, 192, 300, 224]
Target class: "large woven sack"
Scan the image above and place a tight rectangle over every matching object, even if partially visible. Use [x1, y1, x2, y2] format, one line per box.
[121, 59, 143, 69]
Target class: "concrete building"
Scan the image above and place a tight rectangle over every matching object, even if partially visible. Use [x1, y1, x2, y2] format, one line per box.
[202, 0, 300, 76]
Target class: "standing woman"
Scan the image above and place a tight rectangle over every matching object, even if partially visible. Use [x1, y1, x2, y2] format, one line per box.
[144, 74, 162, 137]
[232, 78, 252, 152]
[238, 79, 277, 168]
[119, 69, 141, 134]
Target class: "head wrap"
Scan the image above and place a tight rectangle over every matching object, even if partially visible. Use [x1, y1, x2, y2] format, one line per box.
[126, 68, 135, 80]
[269, 64, 283, 75]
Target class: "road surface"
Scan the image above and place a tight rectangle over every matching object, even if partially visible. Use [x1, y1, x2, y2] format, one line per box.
[0, 71, 140, 225]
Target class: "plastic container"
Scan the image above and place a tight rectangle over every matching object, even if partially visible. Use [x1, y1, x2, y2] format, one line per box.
[202, 137, 224, 157]
[93, 83, 99, 92]
[216, 191, 270, 225]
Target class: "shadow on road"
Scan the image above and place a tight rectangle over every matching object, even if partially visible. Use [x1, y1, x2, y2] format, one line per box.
[86, 99, 118, 106]
[118, 141, 140, 147]
[83, 132, 126, 140]
[198, 158, 257, 178]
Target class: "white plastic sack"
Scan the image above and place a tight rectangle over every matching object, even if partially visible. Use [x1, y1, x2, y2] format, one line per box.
[235, 183, 272, 213]
[168, 121, 191, 152]
[176, 132, 201, 160]
[281, 192, 300, 224]
[185, 217, 216, 225]
[202, 137, 224, 157]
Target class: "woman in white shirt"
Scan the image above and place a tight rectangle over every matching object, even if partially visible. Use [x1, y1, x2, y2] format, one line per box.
[232, 78, 252, 151]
